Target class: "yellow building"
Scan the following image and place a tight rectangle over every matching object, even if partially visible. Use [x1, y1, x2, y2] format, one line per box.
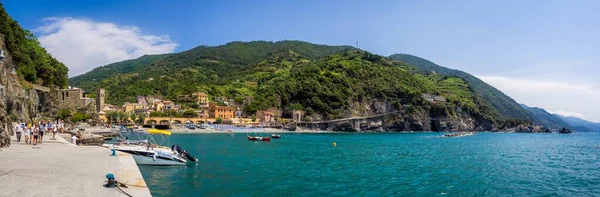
[153, 102, 164, 112]
[193, 92, 209, 108]
[123, 102, 146, 114]
[209, 102, 236, 119]
[197, 108, 209, 119]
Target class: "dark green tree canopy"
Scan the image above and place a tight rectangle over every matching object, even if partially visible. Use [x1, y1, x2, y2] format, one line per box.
[0, 3, 69, 88]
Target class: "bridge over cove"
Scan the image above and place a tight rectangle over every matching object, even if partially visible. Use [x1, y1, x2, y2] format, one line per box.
[297, 111, 445, 131]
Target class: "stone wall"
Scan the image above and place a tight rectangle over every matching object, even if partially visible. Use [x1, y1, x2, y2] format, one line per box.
[57, 88, 95, 111]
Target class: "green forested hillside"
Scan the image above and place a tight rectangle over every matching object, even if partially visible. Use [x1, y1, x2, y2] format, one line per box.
[0, 3, 68, 88]
[70, 40, 354, 91]
[69, 54, 169, 89]
[69, 41, 533, 126]
[389, 54, 532, 121]
[520, 104, 571, 129]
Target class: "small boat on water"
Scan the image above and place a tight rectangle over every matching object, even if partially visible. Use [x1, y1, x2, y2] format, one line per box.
[248, 135, 271, 142]
[271, 134, 280, 139]
[441, 132, 475, 138]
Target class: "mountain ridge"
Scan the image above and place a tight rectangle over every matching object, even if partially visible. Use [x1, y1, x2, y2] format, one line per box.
[554, 114, 600, 132]
[520, 104, 572, 130]
[68, 40, 539, 131]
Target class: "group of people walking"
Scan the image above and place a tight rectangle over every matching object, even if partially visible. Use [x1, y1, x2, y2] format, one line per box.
[14, 120, 64, 146]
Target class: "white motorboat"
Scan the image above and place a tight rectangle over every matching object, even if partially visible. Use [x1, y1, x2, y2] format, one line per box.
[110, 129, 198, 166]
[114, 145, 188, 166]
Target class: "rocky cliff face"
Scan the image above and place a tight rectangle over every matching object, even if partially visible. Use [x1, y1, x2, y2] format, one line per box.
[0, 35, 56, 148]
[314, 99, 537, 132]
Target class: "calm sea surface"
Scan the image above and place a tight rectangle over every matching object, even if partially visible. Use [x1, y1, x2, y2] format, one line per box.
[138, 132, 600, 197]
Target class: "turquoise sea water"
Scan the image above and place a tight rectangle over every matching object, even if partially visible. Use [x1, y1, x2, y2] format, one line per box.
[139, 132, 600, 196]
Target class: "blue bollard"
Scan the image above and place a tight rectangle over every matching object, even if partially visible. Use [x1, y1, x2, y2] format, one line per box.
[111, 147, 116, 156]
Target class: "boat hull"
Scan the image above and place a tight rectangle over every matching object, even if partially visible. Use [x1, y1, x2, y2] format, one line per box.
[116, 146, 187, 166]
[132, 154, 185, 166]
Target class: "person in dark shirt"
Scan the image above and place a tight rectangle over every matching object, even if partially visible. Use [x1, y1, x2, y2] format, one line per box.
[32, 125, 39, 146]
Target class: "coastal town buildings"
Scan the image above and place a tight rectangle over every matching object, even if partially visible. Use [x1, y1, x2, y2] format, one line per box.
[92, 90, 290, 126]
[57, 87, 95, 111]
[256, 108, 283, 126]
[96, 88, 105, 113]
[123, 102, 147, 114]
[193, 92, 209, 108]
[103, 104, 118, 112]
[292, 110, 304, 122]
[209, 102, 236, 119]
[162, 101, 180, 111]
[137, 96, 148, 105]
[197, 108, 210, 119]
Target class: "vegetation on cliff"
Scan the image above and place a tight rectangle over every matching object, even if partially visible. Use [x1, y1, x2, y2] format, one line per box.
[388, 54, 532, 121]
[0, 3, 68, 88]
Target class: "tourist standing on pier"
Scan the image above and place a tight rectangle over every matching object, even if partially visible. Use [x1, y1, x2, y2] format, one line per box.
[52, 120, 58, 140]
[47, 121, 54, 140]
[14, 123, 22, 142]
[58, 120, 64, 134]
[38, 120, 45, 144]
[24, 124, 30, 144]
[32, 125, 39, 146]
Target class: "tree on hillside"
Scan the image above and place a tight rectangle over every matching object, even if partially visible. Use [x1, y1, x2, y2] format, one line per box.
[182, 110, 198, 118]
[57, 109, 71, 120]
[0, 4, 68, 88]
[130, 113, 137, 123]
[150, 111, 163, 117]
[137, 113, 146, 124]
[71, 112, 90, 122]
[116, 112, 128, 123]
[105, 111, 115, 123]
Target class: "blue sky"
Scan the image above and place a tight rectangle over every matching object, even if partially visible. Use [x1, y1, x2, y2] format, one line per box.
[4, 0, 600, 121]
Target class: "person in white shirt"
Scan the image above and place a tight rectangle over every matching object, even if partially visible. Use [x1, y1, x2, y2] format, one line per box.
[71, 135, 77, 144]
[24, 124, 31, 144]
[52, 122, 58, 140]
[14, 123, 22, 142]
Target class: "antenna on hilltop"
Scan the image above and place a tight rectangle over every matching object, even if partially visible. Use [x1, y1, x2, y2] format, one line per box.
[356, 41, 359, 49]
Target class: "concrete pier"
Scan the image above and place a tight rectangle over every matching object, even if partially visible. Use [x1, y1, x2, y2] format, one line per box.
[0, 134, 152, 197]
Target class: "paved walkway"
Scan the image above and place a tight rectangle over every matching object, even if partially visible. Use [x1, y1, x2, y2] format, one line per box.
[0, 133, 152, 197]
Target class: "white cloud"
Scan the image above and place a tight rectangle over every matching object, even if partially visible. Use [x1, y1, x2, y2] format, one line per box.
[478, 75, 600, 122]
[545, 110, 588, 120]
[36, 17, 178, 76]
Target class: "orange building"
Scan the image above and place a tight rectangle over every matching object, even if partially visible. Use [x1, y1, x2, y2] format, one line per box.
[209, 102, 236, 119]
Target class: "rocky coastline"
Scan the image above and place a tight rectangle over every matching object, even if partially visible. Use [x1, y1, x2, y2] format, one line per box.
[0, 36, 58, 148]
